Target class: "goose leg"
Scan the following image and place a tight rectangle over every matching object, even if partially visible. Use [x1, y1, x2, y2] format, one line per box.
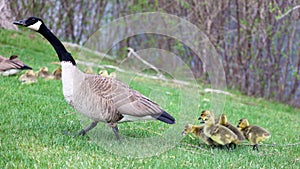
[78, 121, 99, 136]
[112, 126, 120, 141]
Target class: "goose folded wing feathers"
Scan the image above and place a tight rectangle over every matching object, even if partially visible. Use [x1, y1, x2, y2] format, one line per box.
[88, 75, 164, 118]
[0, 58, 24, 71]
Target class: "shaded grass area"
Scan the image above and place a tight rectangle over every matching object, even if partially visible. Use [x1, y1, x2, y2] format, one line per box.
[0, 29, 299, 168]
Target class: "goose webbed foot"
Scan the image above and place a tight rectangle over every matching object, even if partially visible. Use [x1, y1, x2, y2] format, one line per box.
[78, 121, 99, 136]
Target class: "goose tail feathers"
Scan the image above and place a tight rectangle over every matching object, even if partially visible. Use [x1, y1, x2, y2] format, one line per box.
[154, 111, 175, 124]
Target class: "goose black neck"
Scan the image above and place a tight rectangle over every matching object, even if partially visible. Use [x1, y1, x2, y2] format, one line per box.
[38, 24, 76, 65]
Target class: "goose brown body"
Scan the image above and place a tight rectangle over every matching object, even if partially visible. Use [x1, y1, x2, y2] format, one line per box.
[237, 118, 270, 151]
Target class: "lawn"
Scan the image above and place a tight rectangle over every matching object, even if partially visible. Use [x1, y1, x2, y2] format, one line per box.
[0, 28, 299, 168]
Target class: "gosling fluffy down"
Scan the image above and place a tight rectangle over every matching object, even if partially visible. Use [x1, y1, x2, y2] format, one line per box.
[181, 124, 217, 146]
[19, 70, 37, 84]
[237, 118, 271, 151]
[199, 110, 238, 150]
[218, 114, 245, 143]
[37, 66, 54, 80]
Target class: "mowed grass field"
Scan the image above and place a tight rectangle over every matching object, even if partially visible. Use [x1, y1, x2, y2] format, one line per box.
[0, 28, 299, 168]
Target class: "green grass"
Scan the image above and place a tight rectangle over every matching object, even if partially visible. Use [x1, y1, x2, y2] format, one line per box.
[0, 28, 299, 168]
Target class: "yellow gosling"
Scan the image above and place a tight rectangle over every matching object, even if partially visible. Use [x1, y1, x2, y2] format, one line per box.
[199, 110, 238, 151]
[219, 114, 245, 144]
[53, 67, 62, 80]
[237, 118, 271, 151]
[37, 66, 54, 80]
[181, 124, 218, 146]
[19, 70, 37, 84]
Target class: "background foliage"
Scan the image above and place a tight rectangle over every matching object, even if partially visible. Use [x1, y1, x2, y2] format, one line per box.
[8, 0, 300, 107]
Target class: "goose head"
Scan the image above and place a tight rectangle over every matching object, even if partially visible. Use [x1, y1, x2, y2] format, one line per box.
[13, 16, 44, 31]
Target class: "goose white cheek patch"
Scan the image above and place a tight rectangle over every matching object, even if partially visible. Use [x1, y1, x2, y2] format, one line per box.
[27, 20, 42, 31]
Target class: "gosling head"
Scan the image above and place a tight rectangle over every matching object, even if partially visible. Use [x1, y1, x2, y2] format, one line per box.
[39, 66, 49, 72]
[198, 110, 214, 123]
[219, 114, 227, 125]
[99, 70, 109, 77]
[13, 16, 44, 31]
[237, 118, 249, 129]
[181, 124, 193, 136]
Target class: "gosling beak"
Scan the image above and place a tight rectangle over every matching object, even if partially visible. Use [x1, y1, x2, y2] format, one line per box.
[198, 117, 202, 120]
[181, 131, 186, 136]
[200, 120, 205, 124]
[13, 19, 26, 26]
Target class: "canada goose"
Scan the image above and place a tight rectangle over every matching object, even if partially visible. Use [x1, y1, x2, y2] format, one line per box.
[53, 67, 62, 80]
[37, 66, 54, 80]
[219, 114, 245, 143]
[14, 17, 175, 140]
[237, 118, 271, 151]
[198, 110, 238, 151]
[19, 70, 37, 84]
[181, 124, 217, 146]
[0, 55, 32, 76]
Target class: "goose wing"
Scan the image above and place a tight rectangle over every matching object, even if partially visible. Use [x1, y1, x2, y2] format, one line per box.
[0, 58, 25, 71]
[89, 75, 164, 117]
[85, 75, 175, 124]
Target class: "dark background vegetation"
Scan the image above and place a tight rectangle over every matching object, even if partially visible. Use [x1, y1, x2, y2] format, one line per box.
[3, 0, 300, 107]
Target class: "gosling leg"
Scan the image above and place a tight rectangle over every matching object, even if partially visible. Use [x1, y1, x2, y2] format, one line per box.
[225, 144, 231, 151]
[253, 144, 259, 151]
[229, 143, 237, 149]
[78, 121, 99, 136]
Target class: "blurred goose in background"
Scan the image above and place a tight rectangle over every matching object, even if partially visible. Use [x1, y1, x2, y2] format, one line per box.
[0, 55, 32, 76]
[14, 16, 175, 140]
[19, 70, 37, 84]
[237, 118, 271, 151]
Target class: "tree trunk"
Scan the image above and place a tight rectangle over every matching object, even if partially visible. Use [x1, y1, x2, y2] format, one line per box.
[0, 0, 18, 30]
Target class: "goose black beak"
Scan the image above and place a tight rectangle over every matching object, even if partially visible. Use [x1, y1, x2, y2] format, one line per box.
[13, 19, 26, 26]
